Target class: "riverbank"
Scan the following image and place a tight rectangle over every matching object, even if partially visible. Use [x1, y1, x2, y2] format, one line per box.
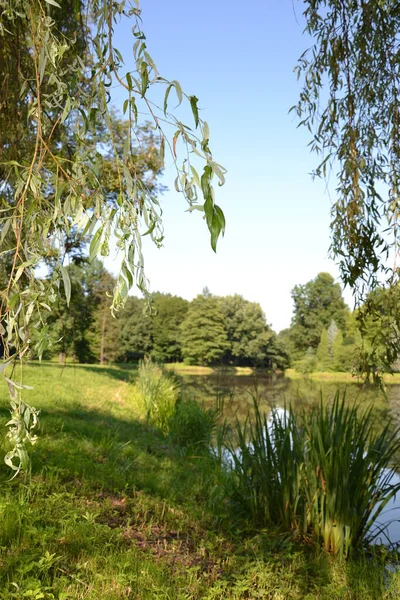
[165, 363, 400, 386]
[164, 362, 254, 376]
[285, 368, 400, 384]
[0, 363, 399, 598]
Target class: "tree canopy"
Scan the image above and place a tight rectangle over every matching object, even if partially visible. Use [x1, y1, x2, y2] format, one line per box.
[289, 272, 349, 355]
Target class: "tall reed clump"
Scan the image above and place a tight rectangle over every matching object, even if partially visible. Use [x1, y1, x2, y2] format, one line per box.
[137, 357, 179, 434]
[225, 393, 400, 556]
[168, 398, 221, 451]
[303, 399, 400, 555]
[227, 405, 304, 531]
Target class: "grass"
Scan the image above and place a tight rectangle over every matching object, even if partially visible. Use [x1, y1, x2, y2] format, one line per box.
[0, 363, 399, 598]
[285, 368, 400, 384]
[137, 357, 179, 433]
[164, 363, 254, 376]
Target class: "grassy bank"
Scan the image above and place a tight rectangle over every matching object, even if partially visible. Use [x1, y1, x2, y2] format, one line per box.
[164, 363, 254, 376]
[0, 363, 399, 598]
[285, 368, 400, 384]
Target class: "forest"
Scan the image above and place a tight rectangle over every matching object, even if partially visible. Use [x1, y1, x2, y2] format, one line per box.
[42, 261, 400, 381]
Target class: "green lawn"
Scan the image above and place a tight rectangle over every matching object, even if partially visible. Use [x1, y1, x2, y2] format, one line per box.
[0, 363, 399, 599]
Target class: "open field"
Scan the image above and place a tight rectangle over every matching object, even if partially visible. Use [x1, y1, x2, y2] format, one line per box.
[0, 363, 399, 598]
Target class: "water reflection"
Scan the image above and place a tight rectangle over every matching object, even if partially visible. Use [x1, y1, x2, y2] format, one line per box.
[177, 371, 394, 426]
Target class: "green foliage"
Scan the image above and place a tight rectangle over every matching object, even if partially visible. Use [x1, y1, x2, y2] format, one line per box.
[0, 0, 225, 474]
[118, 296, 153, 362]
[136, 357, 179, 434]
[301, 397, 400, 555]
[87, 267, 120, 364]
[150, 294, 189, 363]
[180, 292, 229, 365]
[296, 348, 318, 374]
[168, 398, 219, 450]
[332, 329, 344, 371]
[289, 273, 349, 356]
[316, 329, 331, 371]
[295, 2, 400, 298]
[224, 394, 400, 556]
[227, 404, 304, 531]
[294, 2, 400, 380]
[221, 295, 282, 367]
[355, 286, 400, 382]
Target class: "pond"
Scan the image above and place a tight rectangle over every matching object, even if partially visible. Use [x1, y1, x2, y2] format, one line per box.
[176, 370, 400, 547]
[176, 370, 399, 424]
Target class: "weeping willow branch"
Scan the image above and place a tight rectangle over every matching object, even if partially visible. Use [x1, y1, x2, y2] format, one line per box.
[294, 0, 400, 384]
[0, 0, 226, 475]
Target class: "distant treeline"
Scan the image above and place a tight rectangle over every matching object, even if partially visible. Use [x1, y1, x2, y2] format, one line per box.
[38, 263, 399, 375]
[279, 272, 400, 376]
[41, 260, 289, 368]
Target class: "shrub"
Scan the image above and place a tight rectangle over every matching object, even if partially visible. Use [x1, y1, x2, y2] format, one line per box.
[168, 398, 220, 450]
[137, 357, 179, 434]
[224, 394, 400, 556]
[296, 349, 318, 374]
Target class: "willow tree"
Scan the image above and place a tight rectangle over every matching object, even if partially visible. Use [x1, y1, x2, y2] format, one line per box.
[294, 0, 400, 380]
[0, 0, 226, 474]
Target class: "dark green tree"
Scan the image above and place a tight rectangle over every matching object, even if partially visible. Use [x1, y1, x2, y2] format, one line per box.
[86, 266, 119, 364]
[221, 295, 275, 367]
[180, 293, 228, 365]
[47, 262, 98, 363]
[118, 297, 153, 362]
[150, 294, 188, 363]
[289, 273, 349, 356]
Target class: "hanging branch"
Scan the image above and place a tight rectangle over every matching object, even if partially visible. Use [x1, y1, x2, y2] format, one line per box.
[0, 0, 226, 475]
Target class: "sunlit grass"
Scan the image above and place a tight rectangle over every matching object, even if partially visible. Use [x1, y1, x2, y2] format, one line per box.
[285, 368, 400, 384]
[0, 364, 399, 598]
[165, 363, 254, 376]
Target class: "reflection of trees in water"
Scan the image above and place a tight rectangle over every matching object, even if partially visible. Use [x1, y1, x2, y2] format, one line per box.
[178, 373, 395, 431]
[388, 385, 400, 431]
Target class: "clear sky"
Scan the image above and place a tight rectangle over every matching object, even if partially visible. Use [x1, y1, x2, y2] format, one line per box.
[104, 0, 354, 332]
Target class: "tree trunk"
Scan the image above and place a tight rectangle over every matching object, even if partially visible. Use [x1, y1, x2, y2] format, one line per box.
[99, 306, 107, 365]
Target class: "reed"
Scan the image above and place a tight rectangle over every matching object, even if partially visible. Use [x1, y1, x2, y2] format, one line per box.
[137, 357, 179, 433]
[303, 397, 400, 555]
[225, 393, 400, 555]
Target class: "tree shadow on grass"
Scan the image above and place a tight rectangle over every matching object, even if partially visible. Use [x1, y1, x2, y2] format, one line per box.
[40, 361, 138, 383]
[1, 402, 211, 509]
[0, 401, 395, 599]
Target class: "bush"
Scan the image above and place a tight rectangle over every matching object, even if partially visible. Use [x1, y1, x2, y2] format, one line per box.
[168, 398, 219, 450]
[137, 357, 179, 434]
[224, 394, 400, 556]
[296, 349, 318, 374]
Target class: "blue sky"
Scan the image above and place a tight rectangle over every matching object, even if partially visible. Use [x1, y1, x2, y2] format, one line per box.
[104, 0, 354, 332]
